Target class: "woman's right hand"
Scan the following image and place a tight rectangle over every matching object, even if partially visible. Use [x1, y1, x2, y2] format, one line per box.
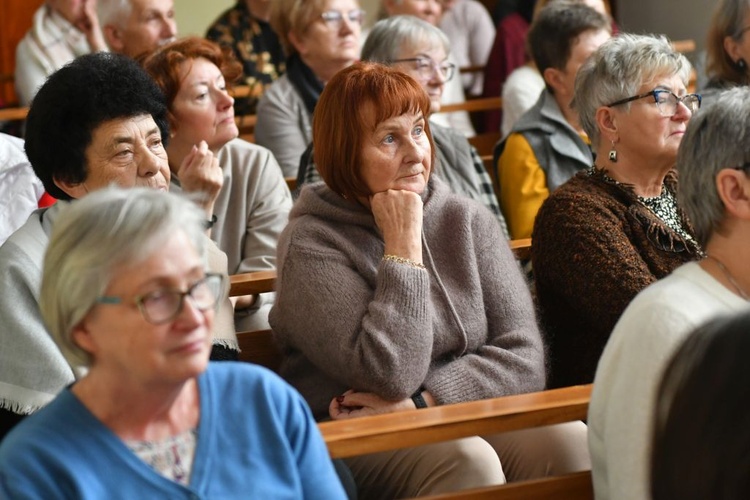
[370, 190, 423, 263]
[178, 141, 224, 217]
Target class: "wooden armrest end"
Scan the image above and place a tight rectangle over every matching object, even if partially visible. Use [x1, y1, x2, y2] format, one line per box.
[228, 270, 277, 297]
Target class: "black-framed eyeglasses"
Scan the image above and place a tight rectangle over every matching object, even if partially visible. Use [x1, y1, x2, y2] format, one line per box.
[734, 162, 750, 171]
[607, 89, 701, 117]
[319, 9, 366, 29]
[96, 273, 225, 325]
[390, 57, 456, 82]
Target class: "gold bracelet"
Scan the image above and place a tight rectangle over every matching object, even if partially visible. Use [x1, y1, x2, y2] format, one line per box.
[383, 254, 426, 270]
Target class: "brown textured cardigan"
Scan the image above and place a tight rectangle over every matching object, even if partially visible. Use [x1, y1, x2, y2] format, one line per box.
[531, 168, 702, 388]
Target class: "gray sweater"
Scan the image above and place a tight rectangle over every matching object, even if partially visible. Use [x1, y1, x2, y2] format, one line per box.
[269, 177, 545, 420]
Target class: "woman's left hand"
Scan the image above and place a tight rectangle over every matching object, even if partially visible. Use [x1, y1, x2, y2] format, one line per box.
[328, 389, 415, 420]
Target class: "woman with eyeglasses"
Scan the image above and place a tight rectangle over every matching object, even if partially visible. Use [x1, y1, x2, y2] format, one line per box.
[703, 0, 750, 101]
[531, 34, 703, 389]
[298, 15, 508, 233]
[255, 0, 365, 177]
[588, 85, 750, 500]
[0, 187, 347, 498]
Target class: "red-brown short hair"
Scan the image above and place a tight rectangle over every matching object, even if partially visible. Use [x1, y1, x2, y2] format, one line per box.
[313, 62, 435, 203]
[139, 37, 242, 127]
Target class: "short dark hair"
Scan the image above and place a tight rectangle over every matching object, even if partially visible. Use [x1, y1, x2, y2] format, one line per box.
[527, 1, 610, 77]
[25, 52, 170, 200]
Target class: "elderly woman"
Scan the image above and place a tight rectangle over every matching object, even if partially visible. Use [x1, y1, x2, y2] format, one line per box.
[255, 0, 364, 177]
[588, 85, 750, 500]
[141, 37, 292, 332]
[0, 52, 236, 439]
[531, 34, 703, 389]
[703, 0, 750, 99]
[270, 62, 590, 498]
[651, 312, 750, 500]
[15, 0, 107, 105]
[299, 15, 507, 232]
[0, 187, 346, 498]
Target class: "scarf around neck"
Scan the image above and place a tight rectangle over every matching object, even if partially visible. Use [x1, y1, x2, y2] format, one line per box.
[285, 53, 324, 116]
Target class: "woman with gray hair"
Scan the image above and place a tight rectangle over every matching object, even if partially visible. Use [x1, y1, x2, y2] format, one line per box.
[0, 187, 347, 498]
[588, 85, 750, 500]
[531, 34, 703, 389]
[299, 15, 507, 233]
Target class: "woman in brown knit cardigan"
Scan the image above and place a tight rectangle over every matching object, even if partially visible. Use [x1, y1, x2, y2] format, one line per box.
[531, 34, 703, 389]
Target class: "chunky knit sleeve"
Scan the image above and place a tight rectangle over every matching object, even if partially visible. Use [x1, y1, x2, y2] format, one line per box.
[271, 226, 434, 402]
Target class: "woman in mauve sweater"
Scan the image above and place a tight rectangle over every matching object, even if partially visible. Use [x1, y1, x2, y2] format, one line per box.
[269, 62, 590, 499]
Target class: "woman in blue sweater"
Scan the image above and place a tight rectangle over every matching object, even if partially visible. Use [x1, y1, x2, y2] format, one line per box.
[0, 187, 345, 500]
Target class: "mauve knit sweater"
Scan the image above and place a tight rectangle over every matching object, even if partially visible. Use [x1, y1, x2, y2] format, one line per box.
[269, 177, 545, 420]
[532, 169, 702, 389]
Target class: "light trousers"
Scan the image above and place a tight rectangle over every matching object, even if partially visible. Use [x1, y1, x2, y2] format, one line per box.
[345, 421, 590, 499]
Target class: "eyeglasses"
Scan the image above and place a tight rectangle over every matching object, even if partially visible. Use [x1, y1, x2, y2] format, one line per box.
[391, 57, 456, 82]
[97, 273, 225, 325]
[607, 89, 701, 117]
[319, 9, 366, 29]
[735, 26, 750, 39]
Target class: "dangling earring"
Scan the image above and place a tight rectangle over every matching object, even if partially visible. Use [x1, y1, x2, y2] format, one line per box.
[608, 140, 617, 163]
[737, 58, 747, 71]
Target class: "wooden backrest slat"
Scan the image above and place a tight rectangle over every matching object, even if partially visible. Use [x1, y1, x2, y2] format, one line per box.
[0, 106, 28, 121]
[509, 238, 531, 260]
[228, 270, 276, 297]
[319, 384, 591, 459]
[438, 96, 502, 114]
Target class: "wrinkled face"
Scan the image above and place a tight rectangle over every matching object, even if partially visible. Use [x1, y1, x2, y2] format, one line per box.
[293, 0, 362, 71]
[359, 107, 432, 195]
[393, 41, 448, 114]
[66, 114, 170, 197]
[73, 230, 213, 386]
[612, 73, 692, 167]
[170, 58, 238, 153]
[385, 0, 442, 26]
[111, 0, 177, 58]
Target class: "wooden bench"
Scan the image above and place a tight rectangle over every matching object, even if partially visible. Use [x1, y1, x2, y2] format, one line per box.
[0, 105, 28, 122]
[319, 385, 593, 499]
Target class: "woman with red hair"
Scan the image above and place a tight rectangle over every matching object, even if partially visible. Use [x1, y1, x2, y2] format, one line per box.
[270, 62, 590, 498]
